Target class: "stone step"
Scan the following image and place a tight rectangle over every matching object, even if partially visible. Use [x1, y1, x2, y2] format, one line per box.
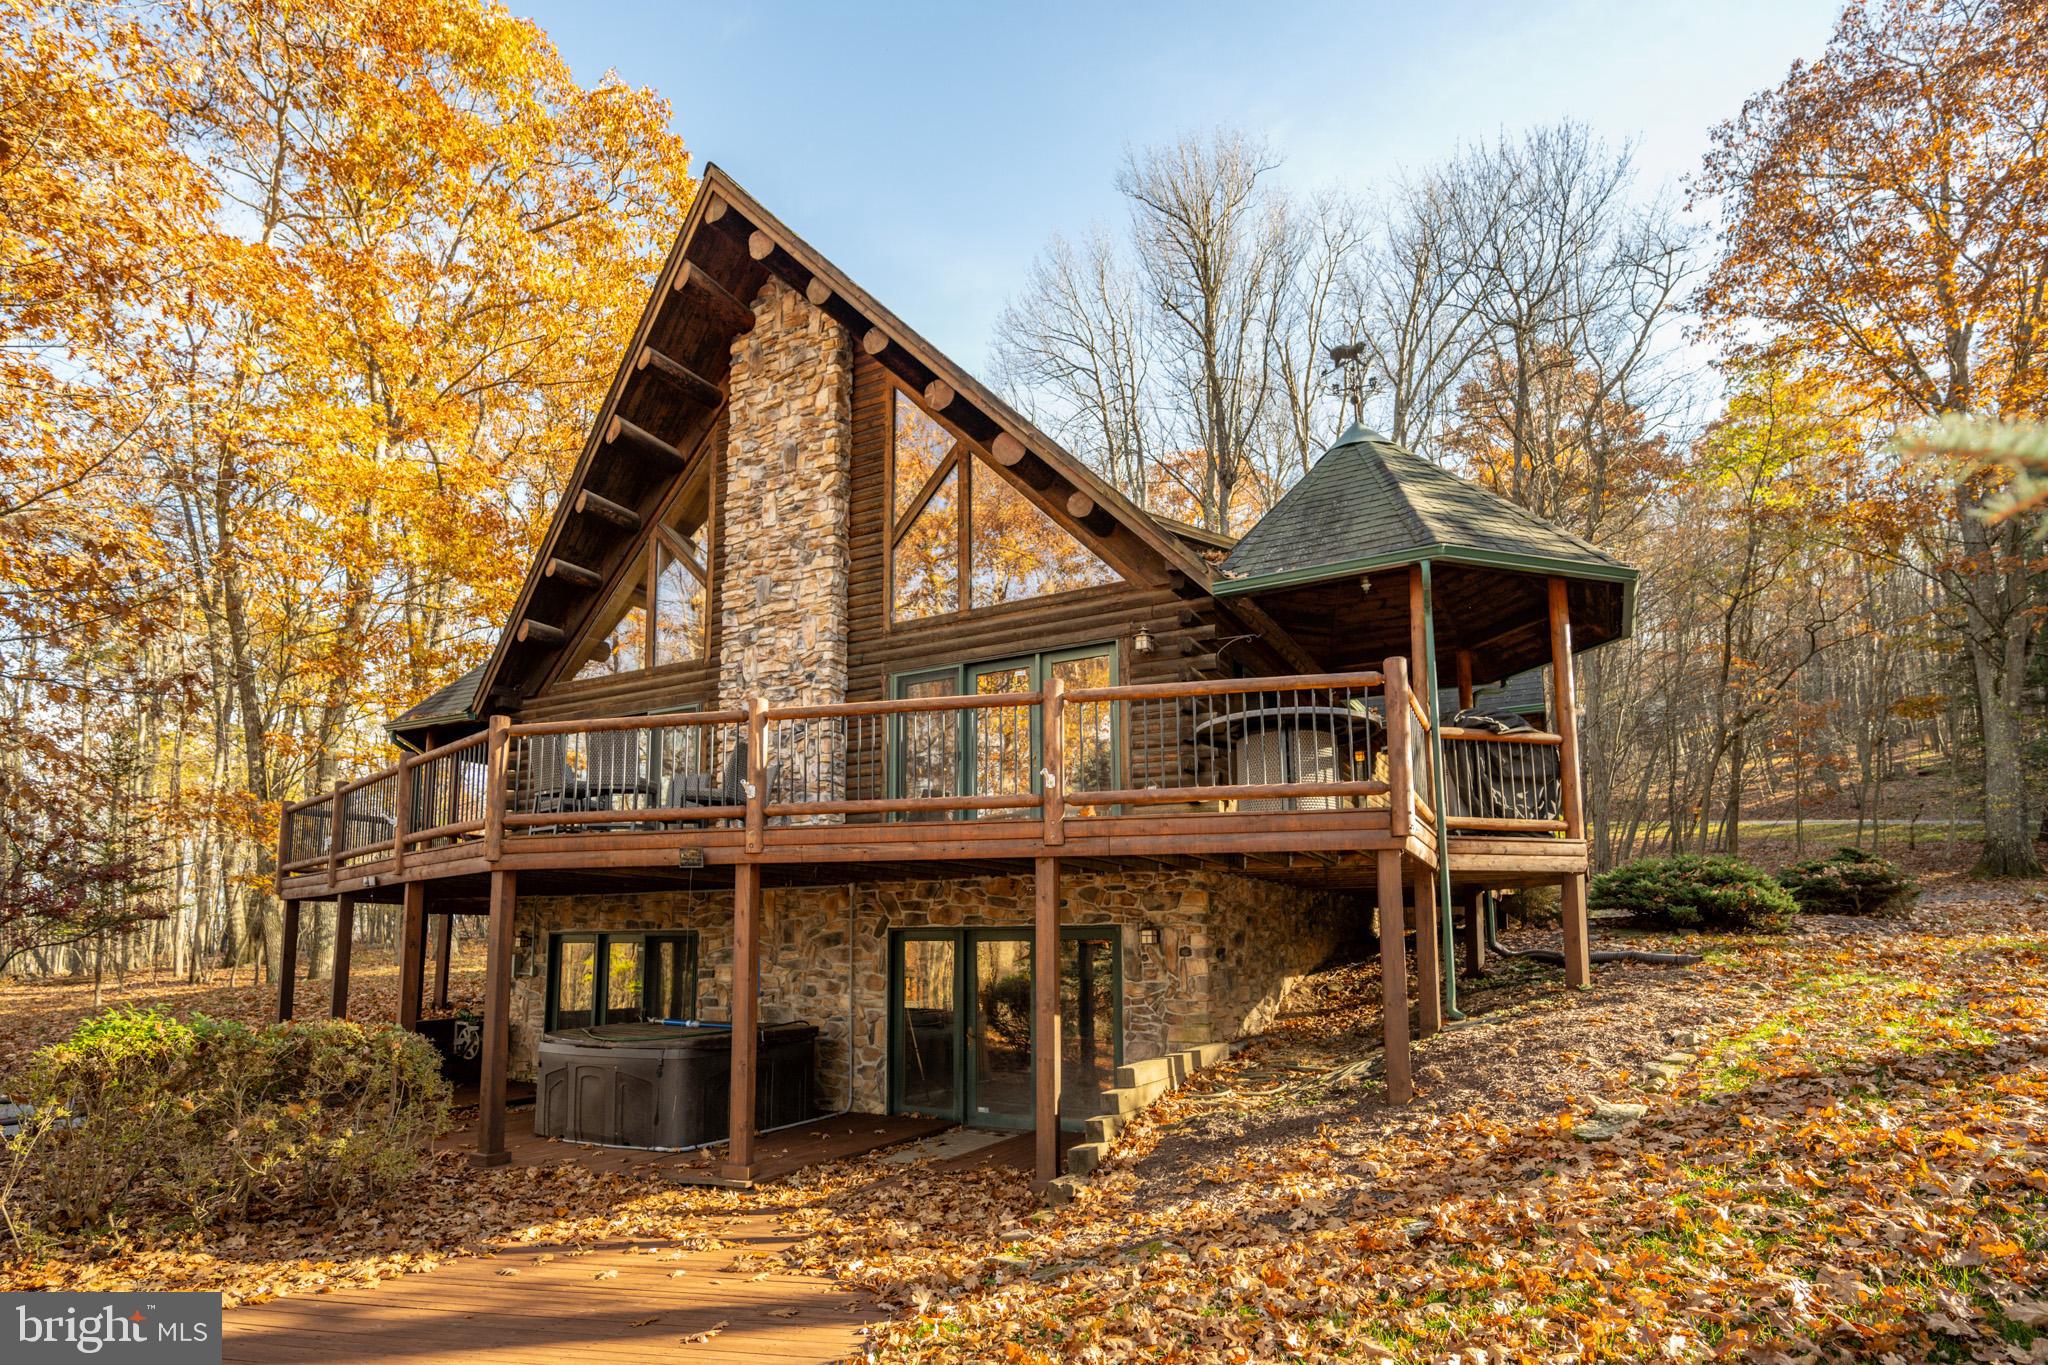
[1114, 1056, 1175, 1090]
[1084, 1112, 1124, 1144]
[1187, 1041, 1231, 1070]
[1066, 1141, 1109, 1177]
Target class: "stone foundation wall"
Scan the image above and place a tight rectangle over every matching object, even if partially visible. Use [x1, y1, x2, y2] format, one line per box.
[511, 869, 1362, 1114]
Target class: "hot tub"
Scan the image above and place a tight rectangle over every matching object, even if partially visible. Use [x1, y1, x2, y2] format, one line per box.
[535, 1020, 818, 1150]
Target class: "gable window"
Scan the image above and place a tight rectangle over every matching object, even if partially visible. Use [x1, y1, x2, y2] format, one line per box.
[574, 474, 711, 681]
[889, 387, 1117, 622]
[546, 931, 700, 1031]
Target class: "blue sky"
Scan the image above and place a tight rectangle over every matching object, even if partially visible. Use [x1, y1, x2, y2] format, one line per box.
[518, 0, 1844, 373]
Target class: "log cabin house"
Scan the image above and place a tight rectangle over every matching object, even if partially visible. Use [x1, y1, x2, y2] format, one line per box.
[274, 166, 1637, 1189]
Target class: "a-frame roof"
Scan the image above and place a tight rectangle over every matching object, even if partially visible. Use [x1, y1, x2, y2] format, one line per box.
[1217, 423, 1638, 595]
[390, 165, 1230, 742]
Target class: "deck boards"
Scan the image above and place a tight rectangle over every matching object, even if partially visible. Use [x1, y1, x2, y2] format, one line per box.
[436, 1109, 954, 1185]
[222, 1216, 877, 1364]
[230, 1113, 999, 1364]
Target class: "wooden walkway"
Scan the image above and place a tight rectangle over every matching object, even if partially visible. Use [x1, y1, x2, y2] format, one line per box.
[223, 1214, 875, 1363]
[436, 1109, 954, 1185]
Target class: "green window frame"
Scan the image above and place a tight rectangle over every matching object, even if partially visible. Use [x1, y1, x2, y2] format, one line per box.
[544, 931, 700, 1031]
[886, 644, 1119, 808]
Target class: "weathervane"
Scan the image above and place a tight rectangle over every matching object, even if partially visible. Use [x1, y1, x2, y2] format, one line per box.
[1325, 341, 1381, 429]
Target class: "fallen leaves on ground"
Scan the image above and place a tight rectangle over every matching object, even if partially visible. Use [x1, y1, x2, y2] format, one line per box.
[5, 874, 2047, 1363]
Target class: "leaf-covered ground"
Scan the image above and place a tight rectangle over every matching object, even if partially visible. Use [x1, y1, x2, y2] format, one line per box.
[5, 878, 2048, 1363]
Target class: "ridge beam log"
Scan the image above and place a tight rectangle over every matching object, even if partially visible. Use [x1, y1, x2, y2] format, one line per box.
[634, 346, 723, 408]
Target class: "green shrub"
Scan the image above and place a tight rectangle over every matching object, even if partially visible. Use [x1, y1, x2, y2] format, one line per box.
[1778, 846, 1915, 917]
[1498, 885, 1560, 926]
[1589, 855, 1797, 933]
[2, 1009, 450, 1242]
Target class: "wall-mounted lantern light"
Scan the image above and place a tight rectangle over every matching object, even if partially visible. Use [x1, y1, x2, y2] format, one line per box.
[1132, 626, 1155, 655]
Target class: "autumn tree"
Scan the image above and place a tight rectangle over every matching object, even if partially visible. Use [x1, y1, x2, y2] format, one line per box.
[1698, 0, 2048, 874]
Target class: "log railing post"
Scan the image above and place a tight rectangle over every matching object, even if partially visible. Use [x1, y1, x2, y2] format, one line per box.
[327, 785, 344, 881]
[1547, 577, 1584, 841]
[484, 715, 510, 863]
[1041, 674, 1065, 847]
[391, 755, 412, 876]
[744, 699, 767, 855]
[1384, 657, 1412, 841]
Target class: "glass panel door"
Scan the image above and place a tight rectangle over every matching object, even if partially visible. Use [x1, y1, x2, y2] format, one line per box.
[1060, 931, 1120, 1121]
[892, 934, 961, 1119]
[969, 932, 1035, 1129]
[968, 662, 1035, 811]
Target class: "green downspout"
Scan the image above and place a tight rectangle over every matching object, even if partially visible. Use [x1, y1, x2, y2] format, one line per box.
[1419, 560, 1463, 1022]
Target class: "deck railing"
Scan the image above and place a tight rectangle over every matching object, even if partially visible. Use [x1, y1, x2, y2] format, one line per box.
[274, 658, 1571, 888]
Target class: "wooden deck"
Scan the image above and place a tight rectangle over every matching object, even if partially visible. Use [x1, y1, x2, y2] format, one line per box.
[437, 1109, 956, 1186]
[223, 1214, 879, 1364]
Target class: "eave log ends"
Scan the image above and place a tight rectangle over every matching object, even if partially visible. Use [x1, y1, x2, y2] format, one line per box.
[543, 557, 603, 589]
[861, 327, 889, 357]
[604, 415, 686, 468]
[923, 379, 955, 411]
[805, 277, 833, 308]
[634, 345, 723, 408]
[516, 619, 565, 646]
[575, 489, 643, 531]
[670, 263, 752, 331]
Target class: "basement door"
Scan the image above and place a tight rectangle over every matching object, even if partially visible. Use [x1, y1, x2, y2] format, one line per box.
[888, 927, 1123, 1131]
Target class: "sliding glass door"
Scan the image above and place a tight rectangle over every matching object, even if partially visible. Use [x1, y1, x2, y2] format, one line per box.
[888, 926, 1123, 1131]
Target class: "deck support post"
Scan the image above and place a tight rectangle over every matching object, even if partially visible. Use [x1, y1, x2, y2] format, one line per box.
[724, 862, 762, 1183]
[1464, 889, 1487, 977]
[1376, 853, 1413, 1103]
[432, 913, 453, 1009]
[475, 871, 517, 1167]
[1548, 577, 1591, 990]
[1560, 874, 1592, 989]
[1547, 577, 1584, 840]
[1033, 855, 1062, 1190]
[1411, 868, 1442, 1037]
[398, 881, 427, 1032]
[329, 893, 356, 1019]
[277, 899, 300, 1023]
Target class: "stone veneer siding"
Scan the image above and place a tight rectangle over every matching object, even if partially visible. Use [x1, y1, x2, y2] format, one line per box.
[509, 870, 1363, 1113]
[717, 274, 852, 710]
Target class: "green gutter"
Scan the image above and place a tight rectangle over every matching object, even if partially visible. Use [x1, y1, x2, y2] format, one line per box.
[1419, 560, 1463, 1022]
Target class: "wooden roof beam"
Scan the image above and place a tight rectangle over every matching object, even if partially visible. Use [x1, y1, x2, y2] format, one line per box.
[543, 557, 603, 589]
[605, 415, 685, 468]
[575, 489, 642, 531]
[670, 263, 753, 331]
[634, 345, 722, 408]
[516, 619, 565, 646]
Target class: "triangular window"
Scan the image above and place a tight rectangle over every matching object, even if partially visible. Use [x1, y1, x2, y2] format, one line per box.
[889, 387, 1117, 621]
[571, 474, 712, 680]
